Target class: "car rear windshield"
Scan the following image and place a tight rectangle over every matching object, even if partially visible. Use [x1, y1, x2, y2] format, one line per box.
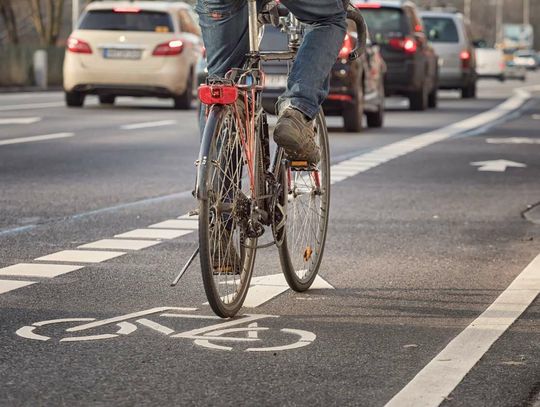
[360, 7, 408, 40]
[422, 17, 459, 43]
[79, 10, 174, 32]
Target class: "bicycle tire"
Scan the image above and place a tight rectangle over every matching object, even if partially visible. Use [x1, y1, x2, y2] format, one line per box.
[277, 110, 330, 291]
[198, 104, 262, 318]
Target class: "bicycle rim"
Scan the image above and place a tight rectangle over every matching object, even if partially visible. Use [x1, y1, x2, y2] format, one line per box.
[199, 105, 260, 318]
[278, 110, 330, 291]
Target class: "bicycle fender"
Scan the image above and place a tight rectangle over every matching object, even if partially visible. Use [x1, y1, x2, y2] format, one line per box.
[196, 105, 225, 201]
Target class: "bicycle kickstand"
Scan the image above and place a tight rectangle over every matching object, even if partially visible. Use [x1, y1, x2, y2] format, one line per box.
[171, 246, 200, 287]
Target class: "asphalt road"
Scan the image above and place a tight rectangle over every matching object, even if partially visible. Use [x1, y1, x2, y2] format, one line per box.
[0, 75, 539, 407]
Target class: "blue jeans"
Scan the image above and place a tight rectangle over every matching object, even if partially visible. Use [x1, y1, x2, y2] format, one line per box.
[196, 0, 347, 120]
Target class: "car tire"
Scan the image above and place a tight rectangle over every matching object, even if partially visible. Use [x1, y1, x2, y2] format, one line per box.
[428, 83, 438, 109]
[174, 70, 194, 110]
[343, 91, 364, 133]
[99, 95, 116, 105]
[409, 84, 428, 111]
[499, 75, 506, 82]
[461, 82, 476, 99]
[65, 91, 85, 108]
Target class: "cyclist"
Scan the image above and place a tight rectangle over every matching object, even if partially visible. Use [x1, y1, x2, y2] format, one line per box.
[196, 0, 347, 165]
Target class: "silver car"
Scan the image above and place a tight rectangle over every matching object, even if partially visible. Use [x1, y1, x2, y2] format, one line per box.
[421, 10, 477, 98]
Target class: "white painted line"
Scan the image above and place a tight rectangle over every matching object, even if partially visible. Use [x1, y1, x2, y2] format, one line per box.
[121, 120, 177, 130]
[148, 219, 199, 230]
[532, 114, 540, 120]
[385, 254, 540, 407]
[0, 117, 41, 125]
[114, 229, 193, 240]
[35, 250, 126, 263]
[178, 214, 198, 220]
[0, 263, 84, 278]
[0, 102, 64, 111]
[137, 318, 175, 335]
[0, 279, 35, 294]
[78, 239, 160, 251]
[486, 137, 540, 145]
[244, 273, 334, 308]
[0, 133, 74, 146]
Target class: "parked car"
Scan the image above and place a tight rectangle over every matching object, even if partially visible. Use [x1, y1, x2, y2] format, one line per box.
[421, 10, 477, 98]
[474, 43, 506, 82]
[260, 23, 386, 132]
[354, 0, 439, 111]
[63, 1, 203, 109]
[514, 49, 538, 71]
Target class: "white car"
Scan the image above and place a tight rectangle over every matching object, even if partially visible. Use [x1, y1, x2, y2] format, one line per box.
[475, 47, 505, 81]
[63, 1, 203, 109]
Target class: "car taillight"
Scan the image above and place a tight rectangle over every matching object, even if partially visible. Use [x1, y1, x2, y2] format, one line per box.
[355, 3, 381, 8]
[66, 37, 92, 54]
[152, 40, 184, 56]
[198, 85, 238, 105]
[389, 37, 417, 54]
[338, 34, 355, 60]
[460, 50, 471, 69]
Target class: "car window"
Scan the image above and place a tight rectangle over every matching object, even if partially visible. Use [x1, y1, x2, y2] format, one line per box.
[360, 7, 408, 39]
[178, 9, 201, 35]
[423, 17, 459, 43]
[79, 10, 174, 32]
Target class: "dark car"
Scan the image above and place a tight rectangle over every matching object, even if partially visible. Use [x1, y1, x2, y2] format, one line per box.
[261, 24, 386, 132]
[354, 0, 439, 111]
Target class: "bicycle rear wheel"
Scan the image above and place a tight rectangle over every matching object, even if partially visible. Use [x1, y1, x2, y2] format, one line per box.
[277, 110, 330, 291]
[198, 104, 262, 318]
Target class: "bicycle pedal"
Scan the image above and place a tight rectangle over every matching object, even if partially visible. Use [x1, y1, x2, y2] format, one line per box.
[288, 160, 317, 172]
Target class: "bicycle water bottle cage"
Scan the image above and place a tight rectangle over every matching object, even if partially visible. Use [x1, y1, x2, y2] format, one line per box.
[198, 79, 238, 105]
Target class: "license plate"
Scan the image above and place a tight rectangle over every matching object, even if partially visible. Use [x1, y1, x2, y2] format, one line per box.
[103, 48, 142, 60]
[265, 75, 287, 89]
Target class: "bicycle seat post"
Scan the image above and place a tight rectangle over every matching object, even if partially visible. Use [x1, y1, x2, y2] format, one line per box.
[247, 0, 259, 53]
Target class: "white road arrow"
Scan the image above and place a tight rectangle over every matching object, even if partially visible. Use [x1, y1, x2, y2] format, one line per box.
[471, 159, 527, 172]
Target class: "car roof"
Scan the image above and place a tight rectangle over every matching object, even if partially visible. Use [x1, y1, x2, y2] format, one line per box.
[86, 1, 191, 12]
[420, 10, 463, 20]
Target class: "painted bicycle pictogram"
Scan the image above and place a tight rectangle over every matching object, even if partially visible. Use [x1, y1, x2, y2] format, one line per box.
[16, 307, 316, 352]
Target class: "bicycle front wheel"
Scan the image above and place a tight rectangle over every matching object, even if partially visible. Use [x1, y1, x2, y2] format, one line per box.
[198, 104, 262, 318]
[278, 110, 330, 291]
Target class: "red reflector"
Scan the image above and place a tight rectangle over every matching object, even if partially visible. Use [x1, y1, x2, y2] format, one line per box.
[355, 3, 381, 8]
[338, 33, 355, 59]
[113, 7, 141, 13]
[198, 85, 238, 105]
[152, 40, 184, 56]
[66, 37, 92, 54]
[327, 94, 353, 102]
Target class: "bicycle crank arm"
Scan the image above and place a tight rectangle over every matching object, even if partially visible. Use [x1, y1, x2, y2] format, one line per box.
[171, 247, 200, 287]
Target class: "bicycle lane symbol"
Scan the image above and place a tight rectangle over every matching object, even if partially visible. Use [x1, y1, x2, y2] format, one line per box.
[15, 307, 316, 352]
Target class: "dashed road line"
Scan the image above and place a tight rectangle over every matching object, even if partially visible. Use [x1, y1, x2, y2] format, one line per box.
[114, 229, 192, 240]
[0, 133, 74, 147]
[385, 253, 540, 407]
[0, 117, 41, 125]
[0, 102, 64, 111]
[35, 250, 126, 263]
[121, 120, 177, 130]
[0, 263, 84, 278]
[78, 239, 161, 251]
[0, 279, 36, 294]
[148, 219, 198, 230]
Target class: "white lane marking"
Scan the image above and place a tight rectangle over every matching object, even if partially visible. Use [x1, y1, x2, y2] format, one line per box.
[246, 328, 316, 352]
[385, 254, 540, 407]
[0, 133, 74, 147]
[486, 137, 540, 144]
[78, 239, 160, 251]
[137, 318, 175, 335]
[0, 263, 84, 278]
[35, 250, 126, 263]
[148, 219, 199, 230]
[0, 117, 41, 125]
[532, 114, 540, 120]
[121, 120, 177, 130]
[0, 102, 64, 111]
[114, 229, 192, 240]
[178, 214, 198, 220]
[471, 159, 527, 172]
[0, 279, 36, 294]
[243, 274, 334, 308]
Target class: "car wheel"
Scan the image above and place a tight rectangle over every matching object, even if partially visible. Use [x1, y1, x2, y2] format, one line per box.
[461, 82, 476, 99]
[428, 85, 438, 109]
[99, 95, 116, 105]
[409, 83, 428, 111]
[343, 90, 364, 133]
[174, 70, 194, 110]
[65, 91, 85, 108]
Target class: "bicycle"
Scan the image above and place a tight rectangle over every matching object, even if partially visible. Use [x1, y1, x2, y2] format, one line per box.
[177, 0, 367, 318]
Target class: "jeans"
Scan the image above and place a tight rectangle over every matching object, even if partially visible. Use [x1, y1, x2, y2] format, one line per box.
[196, 0, 347, 121]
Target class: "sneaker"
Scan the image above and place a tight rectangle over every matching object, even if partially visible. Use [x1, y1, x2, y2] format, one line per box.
[273, 107, 320, 165]
[212, 230, 241, 275]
